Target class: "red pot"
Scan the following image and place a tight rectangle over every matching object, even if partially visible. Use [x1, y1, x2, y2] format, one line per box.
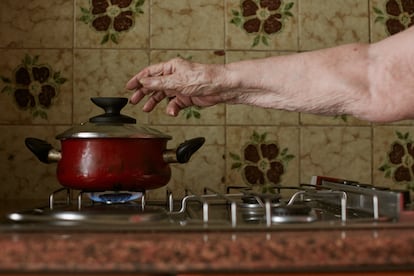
[25, 97, 205, 192]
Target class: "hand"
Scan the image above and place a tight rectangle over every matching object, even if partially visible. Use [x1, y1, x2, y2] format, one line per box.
[126, 57, 228, 116]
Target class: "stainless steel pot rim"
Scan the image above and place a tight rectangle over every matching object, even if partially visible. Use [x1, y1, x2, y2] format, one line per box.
[56, 122, 172, 139]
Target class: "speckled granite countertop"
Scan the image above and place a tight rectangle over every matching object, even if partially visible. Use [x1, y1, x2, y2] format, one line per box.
[0, 227, 414, 275]
[0, 201, 413, 275]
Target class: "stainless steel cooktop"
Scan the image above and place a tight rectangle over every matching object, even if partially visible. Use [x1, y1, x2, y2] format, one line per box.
[3, 176, 414, 232]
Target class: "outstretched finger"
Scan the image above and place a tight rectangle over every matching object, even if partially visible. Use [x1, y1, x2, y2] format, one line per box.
[129, 86, 154, 104]
[142, 91, 167, 112]
[130, 90, 146, 105]
[126, 73, 144, 90]
[165, 96, 193, 117]
[126, 62, 174, 90]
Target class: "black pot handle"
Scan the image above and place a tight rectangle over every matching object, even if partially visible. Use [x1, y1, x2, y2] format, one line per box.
[25, 137, 54, 164]
[176, 137, 205, 163]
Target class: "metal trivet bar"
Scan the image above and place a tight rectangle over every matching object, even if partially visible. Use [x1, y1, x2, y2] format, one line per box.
[167, 187, 320, 227]
[42, 180, 397, 228]
[49, 188, 71, 210]
[167, 188, 242, 227]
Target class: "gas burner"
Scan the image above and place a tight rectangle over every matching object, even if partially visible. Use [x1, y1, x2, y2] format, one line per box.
[239, 193, 279, 222]
[238, 193, 317, 223]
[86, 191, 143, 204]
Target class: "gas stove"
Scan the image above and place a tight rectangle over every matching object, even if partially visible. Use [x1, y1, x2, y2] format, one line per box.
[4, 176, 414, 231]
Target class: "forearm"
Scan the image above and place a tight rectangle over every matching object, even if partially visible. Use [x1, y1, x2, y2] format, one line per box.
[222, 44, 372, 119]
[221, 26, 414, 123]
[128, 27, 414, 122]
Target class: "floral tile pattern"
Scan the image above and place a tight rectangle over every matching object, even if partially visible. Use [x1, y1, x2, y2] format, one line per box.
[230, 0, 295, 47]
[230, 130, 295, 193]
[79, 0, 145, 44]
[227, 0, 298, 50]
[76, 0, 149, 48]
[373, 127, 414, 194]
[0, 50, 72, 124]
[1, 54, 67, 120]
[374, 0, 414, 35]
[226, 127, 299, 192]
[378, 130, 414, 191]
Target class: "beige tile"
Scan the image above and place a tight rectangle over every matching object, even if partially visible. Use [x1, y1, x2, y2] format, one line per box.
[226, 49, 294, 61]
[151, 0, 225, 49]
[299, 0, 369, 50]
[146, 126, 225, 200]
[226, 0, 298, 50]
[147, 50, 226, 125]
[75, 0, 149, 48]
[300, 126, 372, 184]
[73, 49, 149, 124]
[0, 0, 73, 48]
[226, 50, 299, 125]
[373, 126, 414, 192]
[0, 49, 72, 124]
[391, 120, 414, 125]
[226, 126, 299, 194]
[300, 113, 371, 126]
[374, 120, 414, 126]
[0, 126, 68, 200]
[227, 105, 299, 125]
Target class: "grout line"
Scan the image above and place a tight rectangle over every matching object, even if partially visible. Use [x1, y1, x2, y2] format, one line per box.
[296, 0, 301, 52]
[368, 0, 373, 184]
[297, 0, 301, 184]
[72, 0, 76, 125]
[368, 0, 372, 44]
[223, 0, 228, 186]
[148, 0, 152, 60]
[371, 124, 375, 185]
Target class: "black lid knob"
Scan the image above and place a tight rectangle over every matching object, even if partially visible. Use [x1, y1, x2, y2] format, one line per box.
[89, 97, 136, 124]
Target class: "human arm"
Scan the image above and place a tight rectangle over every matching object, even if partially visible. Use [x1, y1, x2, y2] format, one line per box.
[126, 26, 414, 122]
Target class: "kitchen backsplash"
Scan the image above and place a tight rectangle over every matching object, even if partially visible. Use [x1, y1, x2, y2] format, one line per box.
[1, 0, 413, 201]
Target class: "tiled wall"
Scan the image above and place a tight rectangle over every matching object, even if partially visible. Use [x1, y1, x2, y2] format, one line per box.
[1, 0, 413, 201]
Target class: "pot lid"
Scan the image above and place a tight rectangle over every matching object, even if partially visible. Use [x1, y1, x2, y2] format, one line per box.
[56, 97, 172, 139]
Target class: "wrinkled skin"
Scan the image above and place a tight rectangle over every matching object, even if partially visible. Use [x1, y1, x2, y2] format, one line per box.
[127, 58, 244, 116]
[127, 26, 414, 123]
